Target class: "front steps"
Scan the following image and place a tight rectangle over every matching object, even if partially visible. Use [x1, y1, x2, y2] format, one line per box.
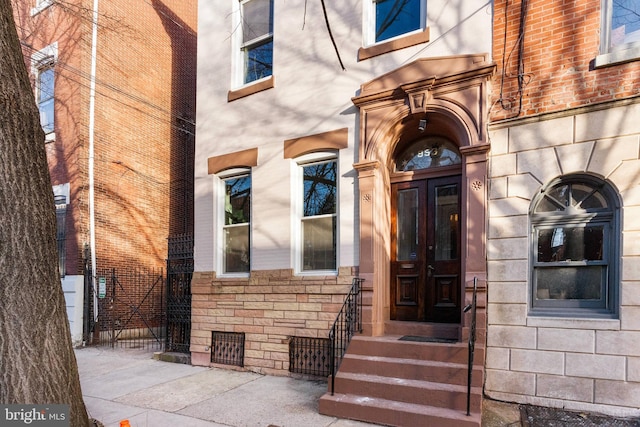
[319, 335, 484, 427]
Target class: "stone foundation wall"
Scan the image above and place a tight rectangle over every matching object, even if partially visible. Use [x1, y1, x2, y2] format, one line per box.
[190, 267, 357, 375]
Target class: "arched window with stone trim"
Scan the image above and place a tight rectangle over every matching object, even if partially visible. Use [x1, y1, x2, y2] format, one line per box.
[530, 174, 620, 317]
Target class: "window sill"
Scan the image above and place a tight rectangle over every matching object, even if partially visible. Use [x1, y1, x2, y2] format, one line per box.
[527, 315, 620, 330]
[296, 270, 338, 277]
[358, 28, 430, 61]
[228, 75, 275, 102]
[216, 273, 250, 280]
[31, 0, 54, 16]
[594, 45, 640, 68]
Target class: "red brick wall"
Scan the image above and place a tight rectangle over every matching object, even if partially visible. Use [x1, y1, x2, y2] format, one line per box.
[13, 0, 196, 274]
[492, 0, 640, 122]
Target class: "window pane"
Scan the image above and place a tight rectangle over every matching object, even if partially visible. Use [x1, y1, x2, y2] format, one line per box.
[303, 161, 336, 217]
[224, 175, 250, 225]
[38, 67, 54, 102]
[38, 67, 54, 133]
[224, 225, 250, 273]
[537, 226, 604, 262]
[435, 184, 458, 261]
[395, 137, 461, 172]
[397, 188, 418, 261]
[573, 184, 607, 210]
[535, 266, 604, 300]
[375, 0, 421, 42]
[302, 216, 336, 271]
[242, 0, 273, 43]
[611, 0, 640, 49]
[39, 98, 54, 134]
[244, 40, 273, 84]
[548, 184, 569, 208]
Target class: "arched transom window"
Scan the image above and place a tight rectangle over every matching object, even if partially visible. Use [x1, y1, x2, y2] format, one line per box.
[395, 137, 461, 172]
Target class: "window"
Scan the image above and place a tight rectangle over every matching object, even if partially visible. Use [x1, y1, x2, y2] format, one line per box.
[31, 0, 54, 16]
[530, 175, 619, 317]
[55, 194, 67, 277]
[394, 137, 461, 172]
[298, 154, 337, 272]
[221, 172, 251, 274]
[597, 0, 640, 66]
[237, 0, 273, 85]
[368, 0, 425, 44]
[37, 62, 55, 135]
[32, 43, 57, 139]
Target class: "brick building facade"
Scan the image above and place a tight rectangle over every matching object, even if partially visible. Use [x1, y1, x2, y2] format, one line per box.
[12, 0, 196, 345]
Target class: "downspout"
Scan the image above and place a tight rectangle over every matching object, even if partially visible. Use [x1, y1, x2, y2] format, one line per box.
[88, 0, 99, 320]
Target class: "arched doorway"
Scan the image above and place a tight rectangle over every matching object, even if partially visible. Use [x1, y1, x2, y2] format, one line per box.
[390, 137, 462, 323]
[352, 54, 494, 337]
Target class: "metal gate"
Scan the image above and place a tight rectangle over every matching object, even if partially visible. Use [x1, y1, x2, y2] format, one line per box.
[94, 268, 166, 350]
[166, 233, 193, 353]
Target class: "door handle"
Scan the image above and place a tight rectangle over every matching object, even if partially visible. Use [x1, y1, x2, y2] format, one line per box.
[427, 265, 435, 277]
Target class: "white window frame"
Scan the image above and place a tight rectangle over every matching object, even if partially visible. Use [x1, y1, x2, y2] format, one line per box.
[31, 42, 58, 142]
[31, 0, 54, 16]
[596, 0, 640, 67]
[216, 168, 252, 277]
[363, 0, 426, 47]
[292, 152, 339, 275]
[231, 0, 274, 88]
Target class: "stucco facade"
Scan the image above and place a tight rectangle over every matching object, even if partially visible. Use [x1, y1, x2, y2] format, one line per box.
[194, 0, 492, 375]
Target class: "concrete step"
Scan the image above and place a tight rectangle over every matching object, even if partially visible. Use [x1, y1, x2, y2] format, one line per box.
[319, 393, 481, 427]
[332, 371, 482, 412]
[339, 353, 484, 387]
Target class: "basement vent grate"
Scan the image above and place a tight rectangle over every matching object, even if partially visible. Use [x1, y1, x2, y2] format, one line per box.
[210, 331, 245, 367]
[289, 336, 330, 377]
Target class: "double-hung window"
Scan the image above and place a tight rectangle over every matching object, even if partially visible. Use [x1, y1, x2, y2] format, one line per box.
[238, 0, 273, 85]
[530, 175, 619, 317]
[37, 62, 55, 135]
[597, 0, 640, 66]
[298, 154, 337, 272]
[32, 43, 57, 139]
[369, 0, 425, 44]
[221, 171, 251, 274]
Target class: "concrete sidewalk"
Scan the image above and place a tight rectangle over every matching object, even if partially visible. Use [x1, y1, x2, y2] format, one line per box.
[76, 347, 380, 427]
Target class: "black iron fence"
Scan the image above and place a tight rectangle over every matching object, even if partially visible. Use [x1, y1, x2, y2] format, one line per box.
[94, 268, 166, 350]
[82, 234, 194, 353]
[329, 277, 363, 394]
[166, 233, 193, 353]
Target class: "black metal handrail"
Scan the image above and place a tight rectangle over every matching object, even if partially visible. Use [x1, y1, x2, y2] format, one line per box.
[329, 277, 364, 395]
[464, 277, 479, 416]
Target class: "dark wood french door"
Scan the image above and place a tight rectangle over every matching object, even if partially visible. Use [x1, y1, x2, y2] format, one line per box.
[390, 175, 461, 323]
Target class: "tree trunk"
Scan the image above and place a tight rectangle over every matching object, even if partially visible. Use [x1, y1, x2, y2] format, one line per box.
[0, 1, 91, 426]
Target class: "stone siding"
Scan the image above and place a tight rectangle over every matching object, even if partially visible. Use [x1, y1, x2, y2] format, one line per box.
[486, 99, 640, 418]
[191, 268, 357, 376]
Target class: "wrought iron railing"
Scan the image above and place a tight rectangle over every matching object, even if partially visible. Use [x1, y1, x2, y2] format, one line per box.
[464, 277, 479, 416]
[329, 277, 364, 395]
